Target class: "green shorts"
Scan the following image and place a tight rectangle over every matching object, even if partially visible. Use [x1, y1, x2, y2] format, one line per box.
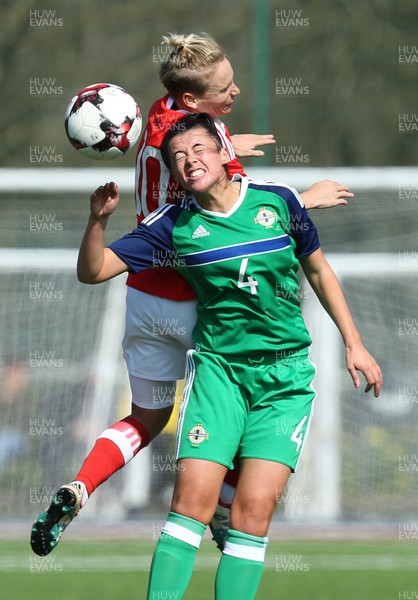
[176, 348, 316, 472]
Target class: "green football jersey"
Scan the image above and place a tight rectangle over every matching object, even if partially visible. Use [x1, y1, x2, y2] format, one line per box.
[110, 176, 320, 355]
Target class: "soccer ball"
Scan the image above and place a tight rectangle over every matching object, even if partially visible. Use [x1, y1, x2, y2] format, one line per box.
[64, 83, 142, 160]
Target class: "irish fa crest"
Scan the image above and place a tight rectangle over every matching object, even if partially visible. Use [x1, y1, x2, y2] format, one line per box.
[253, 207, 278, 228]
[187, 424, 209, 446]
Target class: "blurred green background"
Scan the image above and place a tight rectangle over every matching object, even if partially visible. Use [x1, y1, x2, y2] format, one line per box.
[1, 0, 417, 168]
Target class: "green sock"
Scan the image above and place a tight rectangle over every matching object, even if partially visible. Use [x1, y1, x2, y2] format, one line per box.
[215, 529, 268, 600]
[146, 512, 206, 600]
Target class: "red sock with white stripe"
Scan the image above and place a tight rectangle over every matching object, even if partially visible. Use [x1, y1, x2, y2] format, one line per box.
[73, 416, 150, 499]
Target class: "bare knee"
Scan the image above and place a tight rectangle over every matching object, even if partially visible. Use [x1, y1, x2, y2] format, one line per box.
[130, 404, 173, 441]
[128, 377, 177, 440]
[171, 493, 216, 525]
[230, 459, 291, 536]
[171, 478, 219, 524]
[231, 494, 277, 537]
[170, 460, 227, 525]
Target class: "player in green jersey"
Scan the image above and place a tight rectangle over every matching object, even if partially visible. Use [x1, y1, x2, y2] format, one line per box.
[30, 32, 355, 559]
[77, 113, 383, 599]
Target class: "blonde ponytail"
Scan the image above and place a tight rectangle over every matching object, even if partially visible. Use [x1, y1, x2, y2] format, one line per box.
[159, 32, 226, 96]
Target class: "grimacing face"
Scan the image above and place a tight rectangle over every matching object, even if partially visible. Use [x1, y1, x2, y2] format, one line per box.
[168, 127, 229, 194]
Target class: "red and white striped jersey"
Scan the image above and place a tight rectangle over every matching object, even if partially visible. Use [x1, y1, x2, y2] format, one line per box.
[127, 94, 246, 300]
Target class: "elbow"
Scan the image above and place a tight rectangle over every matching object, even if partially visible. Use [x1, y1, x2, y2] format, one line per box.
[77, 265, 115, 284]
[76, 257, 101, 284]
[77, 269, 98, 285]
[77, 273, 91, 284]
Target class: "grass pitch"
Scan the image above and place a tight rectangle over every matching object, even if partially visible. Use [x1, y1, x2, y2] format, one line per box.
[2, 539, 417, 599]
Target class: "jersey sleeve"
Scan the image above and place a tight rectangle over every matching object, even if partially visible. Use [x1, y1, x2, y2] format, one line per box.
[215, 120, 246, 177]
[249, 181, 320, 258]
[108, 205, 180, 274]
[134, 98, 186, 222]
[278, 185, 320, 258]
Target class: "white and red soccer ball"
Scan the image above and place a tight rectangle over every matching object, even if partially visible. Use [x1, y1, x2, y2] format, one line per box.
[64, 83, 142, 160]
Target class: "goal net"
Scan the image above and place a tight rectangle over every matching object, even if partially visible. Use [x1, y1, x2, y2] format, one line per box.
[0, 166, 416, 526]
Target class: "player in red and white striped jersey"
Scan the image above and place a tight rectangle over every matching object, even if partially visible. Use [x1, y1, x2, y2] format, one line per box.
[127, 92, 247, 301]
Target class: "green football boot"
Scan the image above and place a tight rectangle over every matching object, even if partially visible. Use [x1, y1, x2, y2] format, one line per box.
[30, 483, 83, 556]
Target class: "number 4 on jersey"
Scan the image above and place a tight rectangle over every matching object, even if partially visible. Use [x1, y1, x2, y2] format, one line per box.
[237, 258, 259, 295]
[291, 415, 308, 452]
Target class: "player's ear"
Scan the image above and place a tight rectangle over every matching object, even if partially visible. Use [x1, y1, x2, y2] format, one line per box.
[220, 147, 229, 165]
[182, 92, 198, 110]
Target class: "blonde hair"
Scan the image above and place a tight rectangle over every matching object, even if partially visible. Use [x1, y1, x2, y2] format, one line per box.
[159, 33, 226, 97]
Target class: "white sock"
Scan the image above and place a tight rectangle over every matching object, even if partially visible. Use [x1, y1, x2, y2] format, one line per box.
[71, 480, 89, 507]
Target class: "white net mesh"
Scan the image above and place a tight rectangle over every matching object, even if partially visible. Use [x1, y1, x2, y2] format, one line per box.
[0, 254, 127, 518]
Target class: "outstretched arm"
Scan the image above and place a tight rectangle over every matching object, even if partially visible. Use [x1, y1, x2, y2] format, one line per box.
[231, 133, 276, 157]
[300, 180, 354, 210]
[300, 248, 383, 397]
[77, 182, 128, 284]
